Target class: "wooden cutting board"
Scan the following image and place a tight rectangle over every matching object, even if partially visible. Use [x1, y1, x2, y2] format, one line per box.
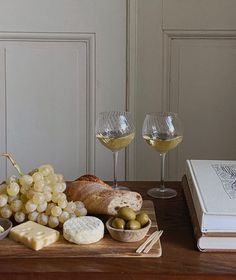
[0, 200, 162, 258]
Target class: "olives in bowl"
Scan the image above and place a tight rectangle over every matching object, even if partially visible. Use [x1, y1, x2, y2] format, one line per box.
[106, 207, 151, 242]
[113, 207, 150, 230]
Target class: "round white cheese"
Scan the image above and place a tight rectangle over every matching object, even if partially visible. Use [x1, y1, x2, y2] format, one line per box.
[63, 216, 104, 244]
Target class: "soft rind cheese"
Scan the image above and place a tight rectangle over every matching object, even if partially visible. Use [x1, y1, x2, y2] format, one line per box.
[9, 221, 60, 250]
[63, 216, 104, 244]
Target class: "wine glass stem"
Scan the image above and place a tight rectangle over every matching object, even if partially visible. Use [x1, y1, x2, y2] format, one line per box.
[160, 153, 166, 191]
[113, 151, 118, 188]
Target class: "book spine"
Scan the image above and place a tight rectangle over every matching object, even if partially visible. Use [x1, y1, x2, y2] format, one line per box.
[186, 161, 205, 232]
[182, 176, 203, 243]
[182, 176, 209, 251]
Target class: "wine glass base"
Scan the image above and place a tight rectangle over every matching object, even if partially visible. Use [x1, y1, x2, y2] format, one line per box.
[147, 187, 177, 199]
[112, 185, 130, 191]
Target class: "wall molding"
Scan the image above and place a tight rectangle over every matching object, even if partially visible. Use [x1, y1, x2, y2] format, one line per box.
[163, 29, 236, 114]
[0, 48, 6, 179]
[0, 32, 96, 175]
[126, 0, 137, 180]
[164, 29, 236, 38]
[163, 30, 236, 179]
[0, 32, 95, 41]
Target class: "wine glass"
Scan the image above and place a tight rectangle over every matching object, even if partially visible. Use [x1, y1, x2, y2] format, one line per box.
[95, 111, 135, 190]
[142, 112, 183, 199]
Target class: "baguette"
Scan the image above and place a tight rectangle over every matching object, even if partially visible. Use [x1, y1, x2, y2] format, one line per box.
[66, 175, 143, 215]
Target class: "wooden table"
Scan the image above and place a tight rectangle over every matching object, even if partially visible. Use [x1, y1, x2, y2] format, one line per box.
[1, 180, 236, 280]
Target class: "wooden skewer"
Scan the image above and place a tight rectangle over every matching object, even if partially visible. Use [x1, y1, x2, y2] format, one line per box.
[143, 230, 163, 253]
[136, 231, 158, 253]
[136, 230, 163, 254]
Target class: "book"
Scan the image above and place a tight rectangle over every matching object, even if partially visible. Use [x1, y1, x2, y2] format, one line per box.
[186, 160, 236, 233]
[182, 175, 236, 252]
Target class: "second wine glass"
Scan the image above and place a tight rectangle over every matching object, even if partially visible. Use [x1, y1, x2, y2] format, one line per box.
[96, 111, 135, 190]
[142, 112, 183, 199]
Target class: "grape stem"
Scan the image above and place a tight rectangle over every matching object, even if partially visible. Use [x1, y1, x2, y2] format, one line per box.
[2, 153, 24, 177]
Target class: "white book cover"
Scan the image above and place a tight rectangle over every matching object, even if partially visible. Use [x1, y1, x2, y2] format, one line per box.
[186, 159, 236, 232]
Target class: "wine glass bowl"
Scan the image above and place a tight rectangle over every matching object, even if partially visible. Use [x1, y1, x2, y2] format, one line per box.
[96, 111, 135, 190]
[142, 112, 183, 199]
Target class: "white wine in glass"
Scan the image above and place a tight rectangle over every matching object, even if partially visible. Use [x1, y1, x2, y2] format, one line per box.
[96, 111, 135, 190]
[142, 112, 183, 199]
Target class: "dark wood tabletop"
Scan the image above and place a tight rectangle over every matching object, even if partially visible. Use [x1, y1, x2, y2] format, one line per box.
[1, 179, 236, 280]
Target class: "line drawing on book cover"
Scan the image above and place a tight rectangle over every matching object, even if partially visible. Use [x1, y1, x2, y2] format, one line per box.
[212, 164, 236, 199]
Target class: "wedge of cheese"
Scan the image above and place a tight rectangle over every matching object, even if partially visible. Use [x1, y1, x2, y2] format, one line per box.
[10, 221, 60, 250]
[63, 216, 104, 244]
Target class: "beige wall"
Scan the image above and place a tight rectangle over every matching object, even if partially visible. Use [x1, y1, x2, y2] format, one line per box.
[128, 0, 236, 181]
[0, 0, 127, 182]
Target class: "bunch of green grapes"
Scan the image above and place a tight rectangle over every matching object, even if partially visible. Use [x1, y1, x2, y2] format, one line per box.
[0, 162, 87, 228]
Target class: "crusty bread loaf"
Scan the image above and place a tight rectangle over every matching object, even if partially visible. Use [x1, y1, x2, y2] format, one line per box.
[66, 175, 143, 215]
[77, 174, 111, 189]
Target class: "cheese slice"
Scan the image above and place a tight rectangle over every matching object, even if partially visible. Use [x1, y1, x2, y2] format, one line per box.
[63, 216, 104, 244]
[9, 221, 60, 250]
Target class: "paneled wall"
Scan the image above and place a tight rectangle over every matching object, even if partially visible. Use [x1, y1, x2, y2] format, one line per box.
[130, 0, 236, 180]
[0, 0, 126, 181]
[1, 0, 235, 182]
[0, 35, 92, 180]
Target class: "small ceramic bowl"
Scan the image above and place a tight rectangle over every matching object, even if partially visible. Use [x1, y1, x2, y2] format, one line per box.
[0, 218, 12, 240]
[106, 217, 151, 242]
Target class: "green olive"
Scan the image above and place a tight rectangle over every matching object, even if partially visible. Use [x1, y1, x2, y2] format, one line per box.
[126, 220, 141, 230]
[136, 212, 149, 227]
[111, 218, 126, 229]
[117, 207, 136, 221]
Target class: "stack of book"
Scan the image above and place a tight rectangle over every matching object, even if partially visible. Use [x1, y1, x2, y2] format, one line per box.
[184, 159, 236, 252]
